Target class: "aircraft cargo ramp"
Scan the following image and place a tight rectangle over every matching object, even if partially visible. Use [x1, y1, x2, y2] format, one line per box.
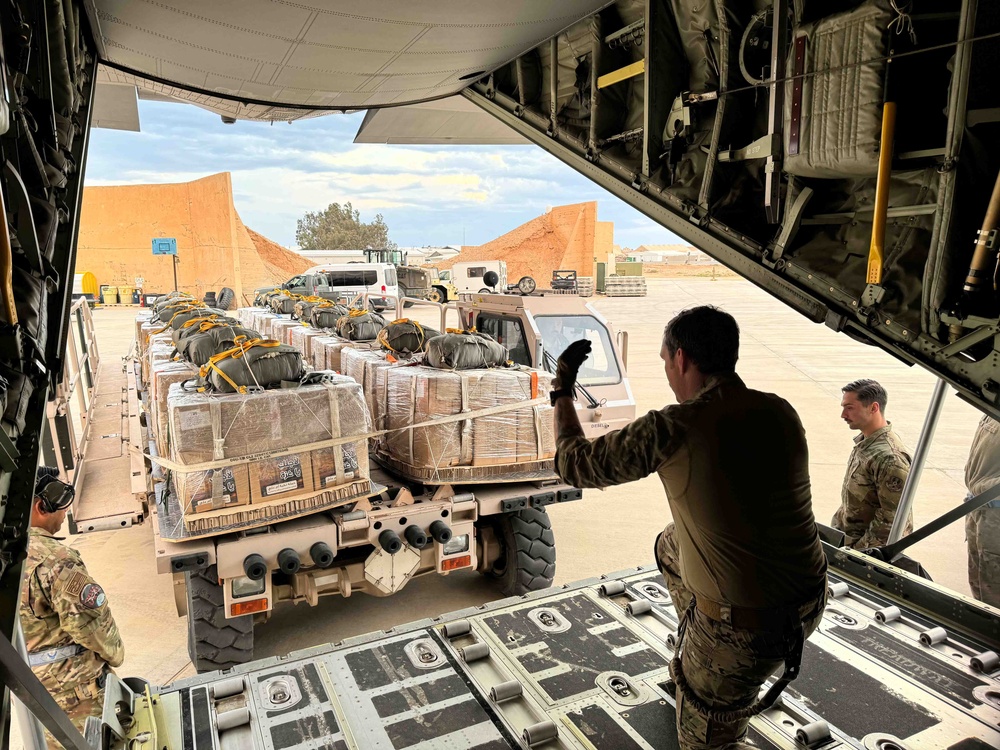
[102, 560, 1000, 750]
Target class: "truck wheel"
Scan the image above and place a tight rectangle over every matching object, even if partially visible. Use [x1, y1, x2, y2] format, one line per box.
[482, 508, 556, 596]
[400, 285, 414, 308]
[185, 565, 253, 672]
[428, 287, 445, 304]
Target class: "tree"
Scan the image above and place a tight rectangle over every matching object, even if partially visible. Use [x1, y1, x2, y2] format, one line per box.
[295, 202, 397, 251]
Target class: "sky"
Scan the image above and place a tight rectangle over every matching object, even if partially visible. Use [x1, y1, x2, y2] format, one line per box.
[85, 100, 684, 252]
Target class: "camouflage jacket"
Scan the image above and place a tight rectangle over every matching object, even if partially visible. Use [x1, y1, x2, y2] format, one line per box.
[965, 416, 1000, 505]
[555, 373, 827, 609]
[19, 528, 125, 698]
[833, 424, 912, 549]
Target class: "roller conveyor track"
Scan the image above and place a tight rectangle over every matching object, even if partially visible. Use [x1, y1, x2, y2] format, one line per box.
[108, 566, 1000, 750]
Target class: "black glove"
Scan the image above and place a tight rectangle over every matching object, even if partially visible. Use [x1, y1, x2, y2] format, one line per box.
[554, 339, 592, 391]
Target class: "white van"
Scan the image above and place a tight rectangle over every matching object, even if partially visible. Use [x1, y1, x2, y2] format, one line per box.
[297, 263, 399, 308]
[450, 261, 508, 294]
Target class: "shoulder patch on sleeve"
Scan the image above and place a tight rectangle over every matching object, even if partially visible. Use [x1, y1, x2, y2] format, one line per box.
[885, 475, 905, 492]
[79, 583, 106, 609]
[63, 571, 88, 598]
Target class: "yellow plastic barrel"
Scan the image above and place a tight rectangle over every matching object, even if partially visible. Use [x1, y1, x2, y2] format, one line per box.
[102, 286, 119, 304]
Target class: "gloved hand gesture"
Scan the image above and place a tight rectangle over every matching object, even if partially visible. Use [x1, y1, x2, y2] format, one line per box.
[555, 339, 592, 390]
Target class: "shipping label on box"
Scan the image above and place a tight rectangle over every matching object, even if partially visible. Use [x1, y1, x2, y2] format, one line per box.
[249, 452, 314, 503]
[179, 464, 251, 514]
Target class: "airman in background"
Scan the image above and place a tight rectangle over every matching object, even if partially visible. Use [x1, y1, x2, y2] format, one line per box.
[834, 379, 912, 549]
[963, 415, 1000, 608]
[19, 467, 125, 746]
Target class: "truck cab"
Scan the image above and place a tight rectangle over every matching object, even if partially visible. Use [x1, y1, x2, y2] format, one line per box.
[457, 292, 635, 439]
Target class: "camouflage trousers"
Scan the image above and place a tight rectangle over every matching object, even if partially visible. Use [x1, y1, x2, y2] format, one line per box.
[966, 506, 1000, 609]
[43, 686, 104, 749]
[655, 524, 824, 750]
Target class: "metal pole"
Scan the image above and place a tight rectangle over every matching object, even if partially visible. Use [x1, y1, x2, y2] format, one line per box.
[887, 379, 950, 544]
[11, 623, 46, 750]
[172, 255, 178, 292]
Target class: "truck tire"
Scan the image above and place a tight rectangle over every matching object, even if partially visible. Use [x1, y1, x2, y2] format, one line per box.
[217, 287, 235, 311]
[186, 565, 253, 672]
[482, 508, 556, 596]
[428, 287, 446, 304]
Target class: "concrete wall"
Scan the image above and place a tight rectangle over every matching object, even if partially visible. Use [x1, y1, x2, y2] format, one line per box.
[76, 172, 309, 304]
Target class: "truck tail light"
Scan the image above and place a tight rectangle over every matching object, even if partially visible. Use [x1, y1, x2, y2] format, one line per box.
[381, 284, 386, 292]
[231, 598, 268, 616]
[442, 555, 471, 572]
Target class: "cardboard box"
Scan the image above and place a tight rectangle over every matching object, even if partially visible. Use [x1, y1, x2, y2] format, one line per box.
[289, 326, 326, 361]
[167, 379, 371, 467]
[152, 364, 197, 456]
[310, 336, 340, 370]
[248, 452, 313, 503]
[176, 464, 251, 514]
[269, 318, 299, 346]
[311, 442, 365, 489]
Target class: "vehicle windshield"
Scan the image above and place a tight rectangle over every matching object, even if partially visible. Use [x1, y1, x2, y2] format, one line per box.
[534, 315, 621, 386]
[285, 275, 305, 288]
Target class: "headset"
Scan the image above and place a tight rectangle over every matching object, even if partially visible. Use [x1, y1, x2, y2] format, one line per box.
[34, 469, 75, 514]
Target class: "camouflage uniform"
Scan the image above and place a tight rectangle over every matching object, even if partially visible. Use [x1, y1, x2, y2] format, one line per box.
[19, 528, 125, 746]
[832, 423, 912, 549]
[964, 415, 1000, 608]
[557, 373, 827, 750]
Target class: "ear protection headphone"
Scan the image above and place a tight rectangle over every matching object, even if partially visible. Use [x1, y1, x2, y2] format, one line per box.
[34, 470, 75, 514]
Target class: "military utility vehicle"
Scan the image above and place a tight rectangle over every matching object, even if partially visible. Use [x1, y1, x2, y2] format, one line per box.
[363, 248, 434, 301]
[0, 1, 998, 750]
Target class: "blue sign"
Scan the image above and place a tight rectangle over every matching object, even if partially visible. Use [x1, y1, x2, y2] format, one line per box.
[152, 238, 177, 256]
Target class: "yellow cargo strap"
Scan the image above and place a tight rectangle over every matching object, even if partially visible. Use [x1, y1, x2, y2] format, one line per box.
[180, 314, 223, 331]
[199, 338, 282, 395]
[150, 304, 206, 336]
[348, 308, 369, 318]
[446, 327, 477, 334]
[378, 319, 424, 352]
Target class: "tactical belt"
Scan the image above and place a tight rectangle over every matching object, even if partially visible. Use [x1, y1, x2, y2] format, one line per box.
[671, 587, 825, 723]
[27, 643, 83, 667]
[696, 594, 817, 631]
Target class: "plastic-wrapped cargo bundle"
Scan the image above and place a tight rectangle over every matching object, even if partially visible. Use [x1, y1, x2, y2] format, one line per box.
[150, 360, 198, 456]
[164, 378, 373, 531]
[341, 347, 404, 441]
[236, 307, 264, 328]
[269, 317, 300, 346]
[252, 311, 279, 338]
[135, 312, 152, 350]
[310, 336, 340, 370]
[288, 325, 328, 362]
[321, 338, 381, 373]
[378, 365, 556, 483]
[143, 335, 175, 385]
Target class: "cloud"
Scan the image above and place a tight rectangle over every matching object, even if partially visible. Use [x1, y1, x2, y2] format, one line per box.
[87, 99, 683, 249]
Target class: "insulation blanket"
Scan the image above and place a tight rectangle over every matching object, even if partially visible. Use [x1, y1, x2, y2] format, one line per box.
[379, 365, 556, 480]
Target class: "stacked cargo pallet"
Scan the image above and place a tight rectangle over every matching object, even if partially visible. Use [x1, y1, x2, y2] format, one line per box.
[135, 303, 377, 539]
[577, 277, 595, 297]
[604, 275, 647, 297]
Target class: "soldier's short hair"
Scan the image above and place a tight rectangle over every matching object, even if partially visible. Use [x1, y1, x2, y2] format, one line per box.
[663, 306, 739, 375]
[842, 379, 888, 413]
